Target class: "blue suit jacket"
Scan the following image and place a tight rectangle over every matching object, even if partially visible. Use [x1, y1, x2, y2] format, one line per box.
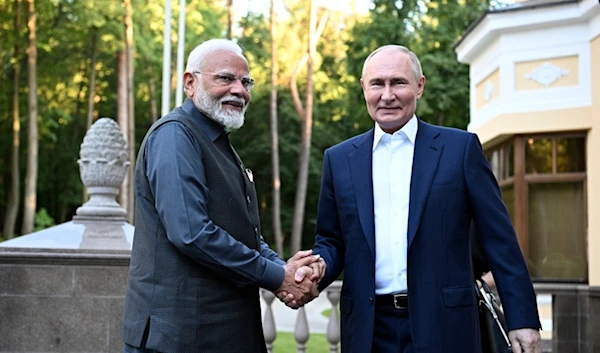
[313, 119, 540, 353]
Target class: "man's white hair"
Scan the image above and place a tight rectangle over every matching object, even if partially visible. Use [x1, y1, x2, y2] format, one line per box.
[185, 39, 245, 72]
[361, 45, 423, 81]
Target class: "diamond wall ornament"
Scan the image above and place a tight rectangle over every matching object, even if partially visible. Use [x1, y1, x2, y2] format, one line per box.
[483, 80, 494, 101]
[524, 62, 570, 87]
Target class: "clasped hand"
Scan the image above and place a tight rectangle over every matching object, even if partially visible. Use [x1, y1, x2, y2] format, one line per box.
[274, 249, 326, 309]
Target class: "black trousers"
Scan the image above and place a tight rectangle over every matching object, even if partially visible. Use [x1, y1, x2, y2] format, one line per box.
[371, 301, 414, 353]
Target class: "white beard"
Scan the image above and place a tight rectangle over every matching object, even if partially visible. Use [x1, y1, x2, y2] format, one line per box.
[194, 86, 246, 130]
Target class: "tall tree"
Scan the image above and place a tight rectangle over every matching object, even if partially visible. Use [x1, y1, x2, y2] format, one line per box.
[289, 1, 328, 254]
[124, 0, 135, 222]
[148, 65, 158, 123]
[227, 0, 233, 39]
[85, 26, 99, 130]
[117, 49, 128, 212]
[21, 0, 38, 235]
[3, 0, 22, 239]
[269, 0, 283, 256]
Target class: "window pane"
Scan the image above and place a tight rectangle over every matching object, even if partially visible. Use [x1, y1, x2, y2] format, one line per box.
[557, 137, 586, 173]
[489, 150, 500, 181]
[526, 138, 553, 174]
[527, 182, 586, 281]
[501, 184, 514, 225]
[498, 148, 505, 181]
[506, 143, 514, 178]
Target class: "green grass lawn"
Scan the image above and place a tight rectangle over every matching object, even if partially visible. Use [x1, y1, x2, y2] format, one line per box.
[272, 332, 338, 353]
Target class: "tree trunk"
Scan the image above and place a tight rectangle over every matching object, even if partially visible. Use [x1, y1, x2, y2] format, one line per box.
[4, 0, 22, 239]
[82, 27, 99, 205]
[124, 0, 135, 223]
[269, 0, 283, 256]
[175, 0, 186, 106]
[289, 2, 328, 254]
[21, 0, 38, 235]
[117, 50, 129, 212]
[161, 0, 172, 116]
[148, 65, 158, 123]
[86, 27, 99, 130]
[227, 0, 233, 40]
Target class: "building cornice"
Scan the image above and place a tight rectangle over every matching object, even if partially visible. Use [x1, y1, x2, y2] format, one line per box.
[455, 0, 599, 63]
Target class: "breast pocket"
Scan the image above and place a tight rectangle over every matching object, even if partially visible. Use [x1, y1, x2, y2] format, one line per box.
[429, 181, 458, 194]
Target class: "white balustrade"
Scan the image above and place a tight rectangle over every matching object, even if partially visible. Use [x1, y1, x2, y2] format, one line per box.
[261, 281, 342, 353]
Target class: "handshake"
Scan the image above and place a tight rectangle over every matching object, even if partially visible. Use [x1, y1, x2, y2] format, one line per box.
[274, 249, 326, 309]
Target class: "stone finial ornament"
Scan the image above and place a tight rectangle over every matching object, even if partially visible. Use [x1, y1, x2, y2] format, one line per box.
[75, 118, 130, 220]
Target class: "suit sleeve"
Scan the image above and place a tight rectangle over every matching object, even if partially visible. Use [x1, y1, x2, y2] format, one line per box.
[259, 235, 285, 266]
[313, 149, 346, 291]
[145, 122, 284, 291]
[463, 133, 541, 330]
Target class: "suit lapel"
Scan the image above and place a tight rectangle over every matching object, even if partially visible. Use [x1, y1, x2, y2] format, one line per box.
[408, 120, 445, 249]
[348, 129, 375, 257]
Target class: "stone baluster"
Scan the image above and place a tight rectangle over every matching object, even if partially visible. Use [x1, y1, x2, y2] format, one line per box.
[326, 283, 342, 353]
[261, 289, 277, 353]
[294, 306, 309, 353]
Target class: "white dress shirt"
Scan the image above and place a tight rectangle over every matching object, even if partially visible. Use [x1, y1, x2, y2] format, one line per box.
[372, 116, 418, 294]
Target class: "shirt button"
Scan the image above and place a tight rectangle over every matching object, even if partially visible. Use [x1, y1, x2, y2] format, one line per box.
[254, 227, 258, 234]
[369, 297, 374, 304]
[246, 196, 251, 204]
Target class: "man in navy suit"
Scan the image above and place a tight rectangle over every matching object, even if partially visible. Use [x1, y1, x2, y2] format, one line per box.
[308, 45, 542, 353]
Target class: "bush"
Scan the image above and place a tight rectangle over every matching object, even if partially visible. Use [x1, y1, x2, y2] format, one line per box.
[34, 208, 56, 231]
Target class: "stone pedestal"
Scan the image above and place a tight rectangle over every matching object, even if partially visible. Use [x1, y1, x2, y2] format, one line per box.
[0, 117, 133, 353]
[0, 248, 130, 353]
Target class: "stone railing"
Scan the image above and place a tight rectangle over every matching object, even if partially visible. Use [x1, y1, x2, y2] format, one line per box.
[261, 280, 342, 353]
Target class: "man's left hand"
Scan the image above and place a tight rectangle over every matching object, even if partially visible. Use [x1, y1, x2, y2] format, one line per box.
[509, 328, 542, 353]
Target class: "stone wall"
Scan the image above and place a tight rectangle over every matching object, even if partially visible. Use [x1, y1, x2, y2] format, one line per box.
[535, 283, 600, 353]
[552, 287, 600, 353]
[0, 248, 130, 353]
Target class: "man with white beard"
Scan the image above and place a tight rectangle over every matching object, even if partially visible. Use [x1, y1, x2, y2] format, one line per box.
[121, 39, 323, 353]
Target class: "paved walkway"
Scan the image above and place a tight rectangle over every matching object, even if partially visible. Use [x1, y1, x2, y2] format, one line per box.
[261, 293, 333, 334]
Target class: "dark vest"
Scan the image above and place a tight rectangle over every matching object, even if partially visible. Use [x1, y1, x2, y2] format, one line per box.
[122, 107, 267, 353]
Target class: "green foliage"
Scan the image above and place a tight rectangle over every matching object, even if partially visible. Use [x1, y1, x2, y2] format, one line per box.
[34, 208, 55, 232]
[0, 0, 492, 248]
[412, 0, 490, 128]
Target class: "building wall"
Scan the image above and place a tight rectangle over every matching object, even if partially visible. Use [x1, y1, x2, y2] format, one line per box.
[514, 55, 579, 91]
[456, 0, 600, 349]
[588, 34, 600, 286]
[468, 25, 592, 136]
[475, 107, 592, 150]
[458, 0, 600, 286]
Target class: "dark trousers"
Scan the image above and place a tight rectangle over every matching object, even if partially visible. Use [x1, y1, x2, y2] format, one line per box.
[371, 302, 414, 353]
[123, 343, 161, 353]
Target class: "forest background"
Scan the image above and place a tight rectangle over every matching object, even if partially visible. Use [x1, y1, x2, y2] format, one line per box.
[0, 0, 502, 256]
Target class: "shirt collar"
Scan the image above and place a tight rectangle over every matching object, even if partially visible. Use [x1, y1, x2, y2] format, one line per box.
[181, 98, 227, 142]
[372, 115, 419, 151]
